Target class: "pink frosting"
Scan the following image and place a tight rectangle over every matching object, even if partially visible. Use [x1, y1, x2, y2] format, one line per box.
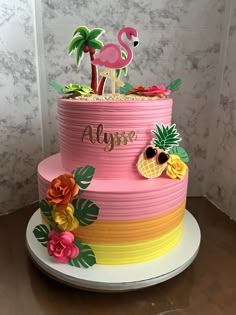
[58, 98, 172, 179]
[38, 154, 188, 221]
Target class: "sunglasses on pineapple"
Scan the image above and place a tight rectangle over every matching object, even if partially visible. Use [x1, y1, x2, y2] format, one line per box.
[144, 146, 170, 164]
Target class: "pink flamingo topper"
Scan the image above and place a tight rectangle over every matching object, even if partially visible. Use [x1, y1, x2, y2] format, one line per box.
[92, 27, 139, 95]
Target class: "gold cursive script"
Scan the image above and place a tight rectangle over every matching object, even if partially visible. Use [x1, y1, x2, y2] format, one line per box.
[82, 124, 137, 152]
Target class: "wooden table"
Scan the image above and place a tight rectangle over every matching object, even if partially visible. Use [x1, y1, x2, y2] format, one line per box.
[1, 197, 236, 315]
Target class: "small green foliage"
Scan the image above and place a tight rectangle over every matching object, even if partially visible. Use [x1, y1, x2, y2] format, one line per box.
[39, 199, 53, 222]
[120, 82, 134, 94]
[168, 146, 189, 162]
[62, 84, 93, 96]
[33, 224, 50, 247]
[72, 198, 100, 226]
[152, 124, 181, 151]
[166, 78, 182, 94]
[48, 81, 63, 94]
[73, 165, 95, 189]
[69, 241, 96, 268]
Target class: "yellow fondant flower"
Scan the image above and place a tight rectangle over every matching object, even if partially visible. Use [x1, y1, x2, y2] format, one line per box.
[52, 203, 79, 231]
[166, 154, 188, 180]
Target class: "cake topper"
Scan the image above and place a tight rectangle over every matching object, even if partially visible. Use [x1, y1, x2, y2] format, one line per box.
[48, 25, 183, 99]
[92, 27, 139, 95]
[137, 124, 189, 179]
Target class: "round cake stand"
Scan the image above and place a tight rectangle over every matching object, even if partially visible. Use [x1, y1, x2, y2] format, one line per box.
[26, 210, 201, 292]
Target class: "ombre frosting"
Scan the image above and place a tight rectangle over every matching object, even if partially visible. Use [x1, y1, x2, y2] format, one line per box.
[38, 153, 188, 264]
[58, 98, 173, 179]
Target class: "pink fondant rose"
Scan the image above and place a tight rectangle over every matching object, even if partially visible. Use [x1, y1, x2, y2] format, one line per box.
[47, 230, 79, 263]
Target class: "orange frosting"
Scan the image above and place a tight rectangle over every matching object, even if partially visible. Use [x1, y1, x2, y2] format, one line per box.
[72, 200, 185, 243]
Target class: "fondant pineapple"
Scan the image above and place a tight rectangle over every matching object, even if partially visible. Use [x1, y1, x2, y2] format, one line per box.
[137, 124, 181, 179]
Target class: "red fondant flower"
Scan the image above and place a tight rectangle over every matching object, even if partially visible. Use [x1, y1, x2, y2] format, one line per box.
[126, 85, 171, 97]
[47, 230, 79, 263]
[46, 173, 79, 210]
[142, 85, 171, 97]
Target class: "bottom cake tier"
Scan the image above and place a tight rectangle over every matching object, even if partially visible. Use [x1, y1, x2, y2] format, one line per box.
[38, 153, 188, 265]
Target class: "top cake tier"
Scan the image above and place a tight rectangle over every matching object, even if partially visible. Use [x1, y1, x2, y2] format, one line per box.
[58, 98, 173, 179]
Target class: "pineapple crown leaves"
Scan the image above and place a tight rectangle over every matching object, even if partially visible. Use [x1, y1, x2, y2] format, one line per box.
[151, 123, 181, 151]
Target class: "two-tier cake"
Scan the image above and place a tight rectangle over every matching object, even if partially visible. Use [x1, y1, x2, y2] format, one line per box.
[33, 26, 189, 268]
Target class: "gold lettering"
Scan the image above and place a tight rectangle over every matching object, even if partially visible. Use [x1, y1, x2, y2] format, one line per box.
[82, 125, 95, 144]
[81, 124, 137, 151]
[120, 131, 128, 145]
[113, 132, 121, 145]
[96, 124, 104, 144]
[104, 132, 114, 152]
[128, 131, 137, 142]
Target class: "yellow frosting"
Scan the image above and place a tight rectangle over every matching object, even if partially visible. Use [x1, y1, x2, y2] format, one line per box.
[89, 222, 183, 264]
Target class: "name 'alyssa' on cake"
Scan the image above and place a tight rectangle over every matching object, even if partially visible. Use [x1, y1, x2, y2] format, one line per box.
[34, 25, 190, 268]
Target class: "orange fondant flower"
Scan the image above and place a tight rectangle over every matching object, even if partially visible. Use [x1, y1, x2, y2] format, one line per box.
[46, 173, 79, 210]
[166, 154, 188, 180]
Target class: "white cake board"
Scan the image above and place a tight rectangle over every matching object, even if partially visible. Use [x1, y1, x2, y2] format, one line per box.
[26, 209, 201, 292]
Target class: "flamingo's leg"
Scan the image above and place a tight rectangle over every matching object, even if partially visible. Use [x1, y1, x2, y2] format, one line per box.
[100, 68, 124, 95]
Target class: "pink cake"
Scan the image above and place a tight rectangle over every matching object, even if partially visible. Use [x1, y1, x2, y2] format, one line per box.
[37, 97, 188, 265]
[34, 25, 189, 267]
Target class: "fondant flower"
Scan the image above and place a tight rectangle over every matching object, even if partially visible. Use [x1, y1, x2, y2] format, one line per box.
[52, 203, 79, 231]
[47, 230, 79, 263]
[126, 85, 171, 97]
[166, 154, 188, 179]
[142, 85, 171, 97]
[46, 173, 79, 210]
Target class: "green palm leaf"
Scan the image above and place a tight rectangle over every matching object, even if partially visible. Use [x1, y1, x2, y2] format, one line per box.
[87, 38, 103, 50]
[68, 36, 84, 54]
[73, 26, 90, 38]
[87, 28, 105, 40]
[75, 40, 86, 65]
[69, 241, 96, 268]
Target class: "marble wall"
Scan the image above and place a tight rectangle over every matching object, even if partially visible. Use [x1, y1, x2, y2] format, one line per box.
[0, 0, 235, 219]
[0, 0, 42, 214]
[206, 0, 236, 221]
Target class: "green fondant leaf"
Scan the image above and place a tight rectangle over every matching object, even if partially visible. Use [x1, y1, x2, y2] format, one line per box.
[39, 199, 53, 222]
[69, 242, 96, 268]
[120, 82, 134, 94]
[87, 28, 105, 40]
[33, 224, 50, 247]
[73, 165, 95, 190]
[72, 198, 100, 226]
[168, 146, 189, 162]
[48, 81, 63, 94]
[87, 38, 104, 50]
[166, 78, 182, 94]
[73, 26, 90, 38]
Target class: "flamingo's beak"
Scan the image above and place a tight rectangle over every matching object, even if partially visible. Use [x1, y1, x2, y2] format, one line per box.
[132, 36, 139, 47]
